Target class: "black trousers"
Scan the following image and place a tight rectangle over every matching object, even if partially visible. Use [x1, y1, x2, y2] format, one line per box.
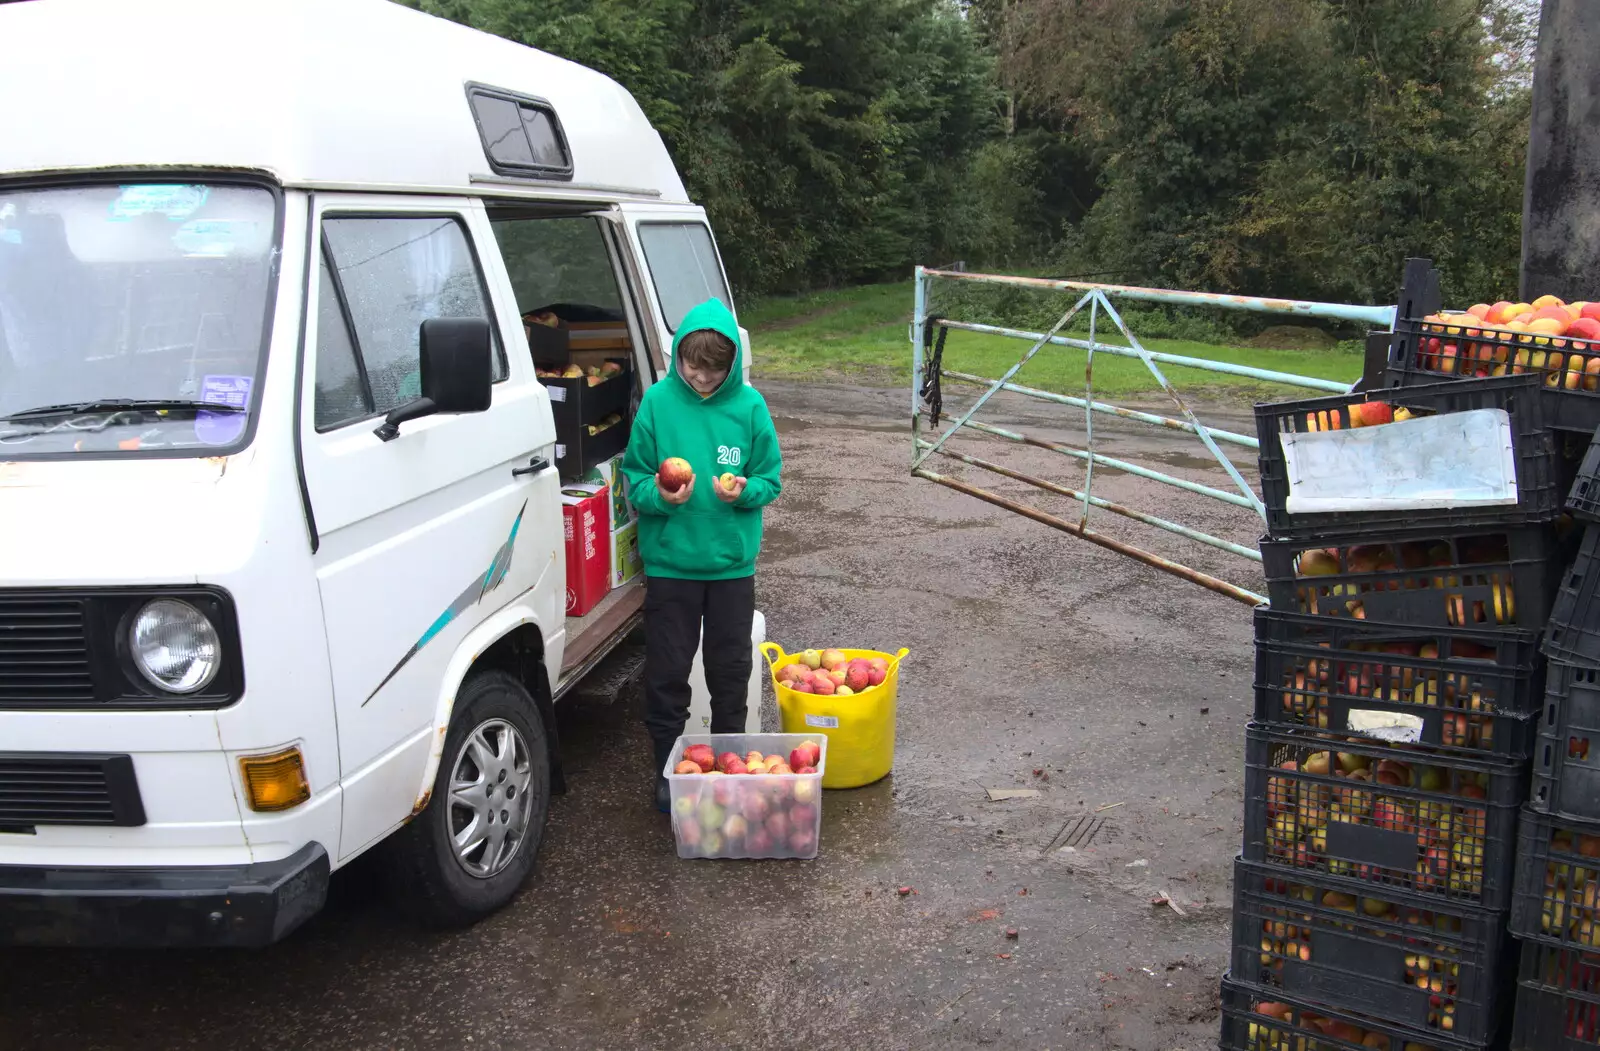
[644, 574, 755, 772]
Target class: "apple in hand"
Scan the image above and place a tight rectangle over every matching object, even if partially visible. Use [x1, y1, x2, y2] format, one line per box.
[658, 457, 694, 493]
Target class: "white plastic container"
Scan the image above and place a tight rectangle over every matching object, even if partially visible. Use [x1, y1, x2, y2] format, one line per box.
[685, 610, 765, 735]
[665, 732, 826, 860]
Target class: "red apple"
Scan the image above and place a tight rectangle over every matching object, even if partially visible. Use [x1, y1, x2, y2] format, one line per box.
[713, 778, 739, 807]
[1570, 317, 1600, 341]
[825, 667, 848, 687]
[657, 457, 694, 493]
[684, 744, 716, 773]
[766, 810, 791, 839]
[673, 760, 702, 775]
[741, 791, 770, 823]
[722, 814, 749, 841]
[790, 803, 817, 828]
[845, 659, 872, 692]
[677, 817, 701, 847]
[766, 762, 793, 776]
[790, 678, 814, 694]
[796, 765, 817, 775]
[791, 741, 822, 770]
[746, 829, 774, 854]
[788, 828, 817, 855]
[811, 677, 836, 696]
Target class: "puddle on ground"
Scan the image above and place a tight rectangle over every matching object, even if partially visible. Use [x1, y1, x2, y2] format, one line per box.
[1140, 450, 1245, 471]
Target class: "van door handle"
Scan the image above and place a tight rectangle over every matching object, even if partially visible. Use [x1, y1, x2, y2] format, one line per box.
[512, 456, 550, 478]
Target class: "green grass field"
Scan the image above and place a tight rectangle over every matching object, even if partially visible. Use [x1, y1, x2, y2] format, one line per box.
[744, 281, 1364, 401]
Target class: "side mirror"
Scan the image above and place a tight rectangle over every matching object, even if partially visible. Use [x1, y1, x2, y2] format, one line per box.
[374, 318, 494, 441]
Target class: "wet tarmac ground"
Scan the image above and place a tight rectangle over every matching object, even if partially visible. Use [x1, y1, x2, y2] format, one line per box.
[0, 381, 1268, 1050]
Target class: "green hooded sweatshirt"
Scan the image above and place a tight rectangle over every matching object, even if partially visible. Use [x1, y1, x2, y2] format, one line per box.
[620, 298, 782, 580]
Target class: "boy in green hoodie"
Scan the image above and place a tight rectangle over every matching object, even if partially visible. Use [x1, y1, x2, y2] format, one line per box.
[621, 298, 783, 811]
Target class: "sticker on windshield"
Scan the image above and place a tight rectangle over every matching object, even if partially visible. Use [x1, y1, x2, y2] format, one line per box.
[109, 185, 209, 222]
[171, 218, 258, 258]
[195, 375, 252, 446]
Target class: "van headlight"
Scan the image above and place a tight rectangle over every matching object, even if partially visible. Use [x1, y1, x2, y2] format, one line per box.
[130, 599, 222, 694]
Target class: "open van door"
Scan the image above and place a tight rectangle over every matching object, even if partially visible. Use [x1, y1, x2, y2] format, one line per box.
[616, 208, 747, 386]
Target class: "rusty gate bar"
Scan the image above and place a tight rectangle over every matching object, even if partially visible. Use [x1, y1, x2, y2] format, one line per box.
[915, 439, 1262, 562]
[936, 319, 1351, 393]
[921, 267, 1397, 328]
[912, 466, 1267, 607]
[939, 369, 1258, 449]
[950, 416, 1260, 510]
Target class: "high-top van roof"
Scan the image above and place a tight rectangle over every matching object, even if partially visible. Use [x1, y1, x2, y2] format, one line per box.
[0, 0, 689, 202]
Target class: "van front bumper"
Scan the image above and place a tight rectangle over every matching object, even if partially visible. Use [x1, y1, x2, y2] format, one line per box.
[0, 842, 329, 948]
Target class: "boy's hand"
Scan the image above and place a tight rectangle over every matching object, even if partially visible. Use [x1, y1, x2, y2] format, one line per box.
[714, 473, 746, 503]
[659, 474, 695, 505]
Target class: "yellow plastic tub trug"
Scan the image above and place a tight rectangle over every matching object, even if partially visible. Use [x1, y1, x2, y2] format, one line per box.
[760, 644, 908, 789]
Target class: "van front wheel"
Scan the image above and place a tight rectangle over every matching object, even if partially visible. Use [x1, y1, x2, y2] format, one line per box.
[383, 669, 550, 928]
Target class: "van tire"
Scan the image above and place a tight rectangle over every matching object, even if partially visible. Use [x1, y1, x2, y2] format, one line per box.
[382, 669, 550, 929]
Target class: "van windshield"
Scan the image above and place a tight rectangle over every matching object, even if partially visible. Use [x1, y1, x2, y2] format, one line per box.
[0, 182, 278, 457]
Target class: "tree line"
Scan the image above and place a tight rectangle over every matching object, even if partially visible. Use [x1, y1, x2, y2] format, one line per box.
[406, 0, 1539, 307]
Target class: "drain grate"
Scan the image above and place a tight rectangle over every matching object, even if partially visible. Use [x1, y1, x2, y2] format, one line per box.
[1042, 813, 1116, 853]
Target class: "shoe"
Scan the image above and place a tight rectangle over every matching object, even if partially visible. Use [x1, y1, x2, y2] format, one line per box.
[655, 775, 670, 813]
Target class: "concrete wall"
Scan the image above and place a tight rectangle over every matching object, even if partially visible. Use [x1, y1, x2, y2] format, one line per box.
[1522, 0, 1600, 301]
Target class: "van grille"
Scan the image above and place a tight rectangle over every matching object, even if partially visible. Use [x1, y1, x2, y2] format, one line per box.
[0, 596, 96, 706]
[0, 754, 145, 827]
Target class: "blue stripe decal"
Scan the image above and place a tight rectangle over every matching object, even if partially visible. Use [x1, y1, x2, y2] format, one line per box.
[362, 501, 529, 706]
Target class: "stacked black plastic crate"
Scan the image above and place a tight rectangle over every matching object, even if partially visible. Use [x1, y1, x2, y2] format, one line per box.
[1221, 373, 1563, 1051]
[1506, 447, 1600, 1051]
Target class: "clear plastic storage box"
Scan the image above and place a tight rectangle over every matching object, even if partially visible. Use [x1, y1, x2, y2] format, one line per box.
[665, 733, 827, 860]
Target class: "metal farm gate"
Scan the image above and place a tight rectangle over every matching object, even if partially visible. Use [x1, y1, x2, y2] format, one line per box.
[909, 267, 1398, 606]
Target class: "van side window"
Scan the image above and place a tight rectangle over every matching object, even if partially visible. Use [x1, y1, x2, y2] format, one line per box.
[636, 223, 731, 333]
[489, 216, 623, 316]
[313, 216, 505, 430]
[312, 255, 370, 429]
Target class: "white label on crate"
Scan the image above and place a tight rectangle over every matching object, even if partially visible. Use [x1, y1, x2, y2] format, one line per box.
[804, 714, 840, 729]
[555, 443, 566, 459]
[1280, 408, 1517, 513]
[1347, 707, 1425, 744]
[547, 385, 567, 403]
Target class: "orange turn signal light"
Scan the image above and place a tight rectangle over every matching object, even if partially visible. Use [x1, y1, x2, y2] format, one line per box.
[240, 748, 310, 813]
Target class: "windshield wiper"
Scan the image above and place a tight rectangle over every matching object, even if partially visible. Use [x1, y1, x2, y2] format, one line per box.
[0, 399, 246, 422]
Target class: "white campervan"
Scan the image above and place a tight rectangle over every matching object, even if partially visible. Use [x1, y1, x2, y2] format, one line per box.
[0, 0, 762, 946]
